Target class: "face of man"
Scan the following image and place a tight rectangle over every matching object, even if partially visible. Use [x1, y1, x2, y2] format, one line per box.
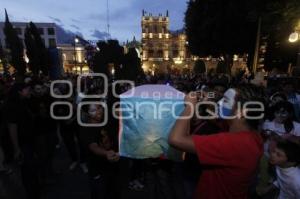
[218, 88, 237, 118]
[269, 147, 288, 167]
[88, 104, 104, 122]
[34, 85, 43, 96]
[19, 86, 31, 99]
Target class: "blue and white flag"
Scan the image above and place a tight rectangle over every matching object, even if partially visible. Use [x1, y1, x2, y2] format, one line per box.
[119, 85, 185, 160]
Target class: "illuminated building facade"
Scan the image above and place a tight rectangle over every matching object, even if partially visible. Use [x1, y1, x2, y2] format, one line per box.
[141, 10, 196, 74]
[57, 44, 90, 74]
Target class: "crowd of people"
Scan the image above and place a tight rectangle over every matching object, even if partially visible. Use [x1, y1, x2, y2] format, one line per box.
[0, 71, 299, 199]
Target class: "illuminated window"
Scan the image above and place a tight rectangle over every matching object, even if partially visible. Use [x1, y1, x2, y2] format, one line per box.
[233, 55, 239, 61]
[143, 52, 147, 60]
[166, 34, 169, 39]
[149, 33, 153, 38]
[180, 51, 185, 58]
[159, 33, 162, 39]
[164, 51, 169, 60]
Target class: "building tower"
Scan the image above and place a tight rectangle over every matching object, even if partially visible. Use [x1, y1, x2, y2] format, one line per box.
[141, 10, 170, 72]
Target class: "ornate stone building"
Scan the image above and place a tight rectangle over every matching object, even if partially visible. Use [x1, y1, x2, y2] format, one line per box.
[57, 43, 89, 74]
[141, 10, 249, 75]
[141, 10, 196, 74]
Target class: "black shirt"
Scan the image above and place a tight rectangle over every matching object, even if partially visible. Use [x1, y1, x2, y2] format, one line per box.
[81, 126, 108, 177]
[30, 95, 56, 135]
[4, 99, 35, 147]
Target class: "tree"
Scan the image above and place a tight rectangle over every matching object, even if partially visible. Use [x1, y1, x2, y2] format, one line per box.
[0, 41, 9, 76]
[92, 41, 110, 76]
[185, 0, 258, 74]
[193, 60, 206, 74]
[29, 22, 51, 75]
[185, 0, 300, 72]
[3, 9, 26, 80]
[25, 26, 39, 75]
[122, 48, 143, 81]
[106, 40, 124, 79]
[261, 0, 300, 71]
[92, 40, 124, 79]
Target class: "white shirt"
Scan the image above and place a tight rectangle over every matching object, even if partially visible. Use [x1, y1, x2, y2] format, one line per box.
[262, 120, 300, 136]
[262, 121, 300, 156]
[273, 166, 300, 199]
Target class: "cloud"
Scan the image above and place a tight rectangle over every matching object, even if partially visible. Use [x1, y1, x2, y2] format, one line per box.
[71, 18, 81, 23]
[86, 13, 107, 22]
[74, 31, 83, 37]
[55, 25, 82, 44]
[91, 30, 110, 40]
[1, 0, 188, 42]
[48, 16, 62, 23]
[70, 24, 80, 30]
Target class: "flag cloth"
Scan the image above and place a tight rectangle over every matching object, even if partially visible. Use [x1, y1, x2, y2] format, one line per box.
[119, 84, 185, 160]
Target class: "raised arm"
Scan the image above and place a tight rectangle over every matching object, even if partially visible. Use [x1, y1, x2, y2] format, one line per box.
[168, 92, 197, 153]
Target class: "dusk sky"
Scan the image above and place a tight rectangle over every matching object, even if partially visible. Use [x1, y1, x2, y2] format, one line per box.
[0, 0, 188, 42]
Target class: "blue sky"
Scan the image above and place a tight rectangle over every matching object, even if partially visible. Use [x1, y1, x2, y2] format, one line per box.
[0, 0, 188, 42]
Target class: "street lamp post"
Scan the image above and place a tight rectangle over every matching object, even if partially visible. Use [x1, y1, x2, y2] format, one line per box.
[289, 31, 300, 69]
[111, 67, 115, 81]
[74, 36, 79, 74]
[289, 19, 300, 69]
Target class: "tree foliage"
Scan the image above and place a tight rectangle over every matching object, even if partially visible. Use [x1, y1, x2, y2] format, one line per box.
[185, 0, 257, 57]
[261, 0, 300, 70]
[185, 0, 300, 71]
[25, 27, 39, 75]
[29, 22, 50, 75]
[0, 42, 9, 76]
[3, 9, 26, 79]
[121, 48, 143, 81]
[25, 22, 51, 76]
[92, 40, 123, 77]
[92, 40, 143, 81]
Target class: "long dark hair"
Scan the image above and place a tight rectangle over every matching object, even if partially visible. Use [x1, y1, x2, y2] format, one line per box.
[276, 139, 300, 165]
[273, 101, 295, 133]
[235, 84, 266, 131]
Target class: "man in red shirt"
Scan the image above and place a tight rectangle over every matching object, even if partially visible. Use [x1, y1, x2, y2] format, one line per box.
[169, 84, 265, 199]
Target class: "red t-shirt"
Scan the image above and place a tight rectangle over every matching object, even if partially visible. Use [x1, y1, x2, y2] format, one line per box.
[192, 131, 263, 199]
